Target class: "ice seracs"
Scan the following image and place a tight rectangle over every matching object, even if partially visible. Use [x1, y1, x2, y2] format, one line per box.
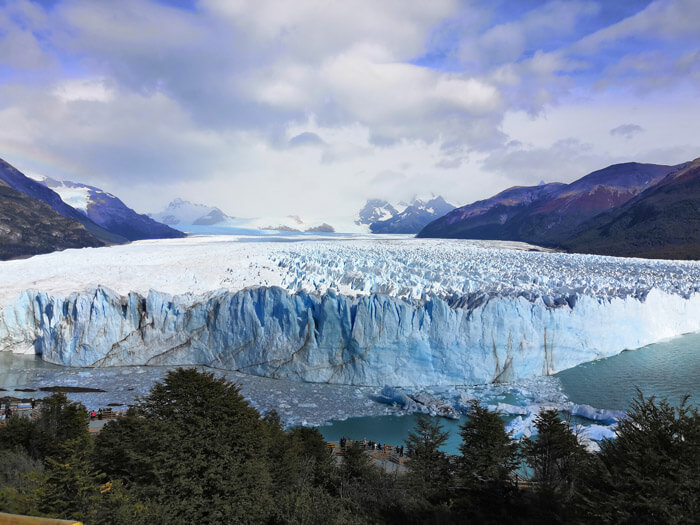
[0, 237, 699, 387]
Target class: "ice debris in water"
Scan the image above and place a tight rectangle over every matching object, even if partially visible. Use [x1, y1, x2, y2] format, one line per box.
[1, 355, 622, 441]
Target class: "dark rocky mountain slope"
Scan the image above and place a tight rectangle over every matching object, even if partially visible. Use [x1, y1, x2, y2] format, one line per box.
[0, 179, 104, 260]
[418, 162, 677, 248]
[561, 159, 700, 259]
[418, 183, 564, 240]
[38, 177, 185, 241]
[0, 159, 126, 244]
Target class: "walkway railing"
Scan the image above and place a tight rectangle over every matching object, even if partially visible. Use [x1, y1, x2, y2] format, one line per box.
[0, 512, 82, 524]
[325, 440, 409, 467]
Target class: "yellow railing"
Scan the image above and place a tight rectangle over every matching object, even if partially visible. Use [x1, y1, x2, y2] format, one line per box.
[0, 512, 82, 524]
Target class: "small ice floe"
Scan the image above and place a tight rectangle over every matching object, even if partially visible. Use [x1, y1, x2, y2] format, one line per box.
[578, 424, 618, 452]
[373, 386, 459, 419]
[570, 403, 626, 424]
[506, 413, 539, 439]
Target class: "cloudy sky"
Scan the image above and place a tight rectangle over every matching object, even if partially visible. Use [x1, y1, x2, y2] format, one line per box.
[1, 0, 699, 218]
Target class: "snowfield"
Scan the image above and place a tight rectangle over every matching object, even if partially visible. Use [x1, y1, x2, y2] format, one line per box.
[1, 235, 699, 387]
[1, 235, 697, 306]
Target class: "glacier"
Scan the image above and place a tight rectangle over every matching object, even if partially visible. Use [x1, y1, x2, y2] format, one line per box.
[1, 237, 700, 387]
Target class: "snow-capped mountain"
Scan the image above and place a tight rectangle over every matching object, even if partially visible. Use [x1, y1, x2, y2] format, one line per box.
[0, 176, 104, 260]
[0, 158, 125, 245]
[150, 198, 234, 227]
[151, 199, 340, 233]
[30, 176, 184, 241]
[355, 199, 402, 226]
[151, 195, 455, 235]
[370, 196, 456, 234]
[356, 195, 456, 234]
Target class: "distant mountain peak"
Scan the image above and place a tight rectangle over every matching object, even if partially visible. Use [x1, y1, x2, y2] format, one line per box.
[358, 194, 456, 234]
[151, 198, 233, 227]
[26, 174, 185, 241]
[16, 167, 183, 241]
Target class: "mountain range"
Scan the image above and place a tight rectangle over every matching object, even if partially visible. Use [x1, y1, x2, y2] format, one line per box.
[32, 176, 184, 241]
[150, 199, 337, 233]
[150, 196, 455, 234]
[356, 195, 456, 233]
[0, 158, 183, 259]
[561, 158, 700, 259]
[1, 159, 125, 245]
[0, 176, 104, 259]
[150, 198, 234, 227]
[418, 158, 700, 259]
[5, 152, 699, 260]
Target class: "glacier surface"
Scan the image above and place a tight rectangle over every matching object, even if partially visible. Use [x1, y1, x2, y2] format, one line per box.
[1, 237, 700, 387]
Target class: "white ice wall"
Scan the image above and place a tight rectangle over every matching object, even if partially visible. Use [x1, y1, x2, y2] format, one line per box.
[2, 285, 699, 387]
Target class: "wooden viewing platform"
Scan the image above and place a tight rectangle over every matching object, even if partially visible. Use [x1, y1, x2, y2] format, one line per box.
[326, 441, 409, 473]
[0, 402, 127, 433]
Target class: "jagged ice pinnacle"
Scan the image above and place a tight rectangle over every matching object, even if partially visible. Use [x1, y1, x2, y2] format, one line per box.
[1, 237, 699, 387]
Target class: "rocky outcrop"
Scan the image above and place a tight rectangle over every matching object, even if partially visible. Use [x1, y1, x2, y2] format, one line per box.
[0, 179, 104, 260]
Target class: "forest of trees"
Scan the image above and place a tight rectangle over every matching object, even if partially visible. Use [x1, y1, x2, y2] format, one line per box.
[0, 368, 698, 524]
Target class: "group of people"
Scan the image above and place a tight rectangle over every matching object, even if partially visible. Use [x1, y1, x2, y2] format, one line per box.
[338, 436, 405, 457]
[89, 408, 107, 420]
[1, 399, 38, 421]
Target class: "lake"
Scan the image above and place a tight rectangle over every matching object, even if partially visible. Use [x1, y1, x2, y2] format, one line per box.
[319, 332, 700, 453]
[1, 332, 698, 455]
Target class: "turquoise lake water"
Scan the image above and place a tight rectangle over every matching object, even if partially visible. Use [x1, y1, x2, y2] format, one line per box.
[2, 332, 698, 456]
[320, 332, 700, 453]
[556, 331, 700, 410]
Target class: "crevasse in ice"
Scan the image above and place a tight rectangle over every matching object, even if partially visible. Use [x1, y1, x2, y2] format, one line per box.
[1, 238, 699, 387]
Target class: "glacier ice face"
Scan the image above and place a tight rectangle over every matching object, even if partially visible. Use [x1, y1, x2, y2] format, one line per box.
[1, 237, 700, 387]
[2, 282, 700, 387]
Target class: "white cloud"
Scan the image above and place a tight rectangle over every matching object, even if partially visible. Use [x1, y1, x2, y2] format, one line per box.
[0, 5, 53, 70]
[200, 0, 457, 62]
[498, 91, 700, 183]
[0, 0, 699, 222]
[53, 78, 114, 103]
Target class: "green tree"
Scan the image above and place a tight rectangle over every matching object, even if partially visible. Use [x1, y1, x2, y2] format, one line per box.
[36, 441, 103, 522]
[0, 414, 35, 454]
[95, 368, 273, 524]
[520, 409, 588, 523]
[31, 392, 91, 461]
[522, 409, 587, 495]
[92, 411, 165, 489]
[405, 415, 452, 505]
[336, 441, 400, 523]
[340, 442, 375, 485]
[577, 393, 700, 524]
[266, 423, 353, 524]
[0, 394, 139, 523]
[455, 401, 522, 522]
[0, 393, 90, 462]
[458, 400, 520, 486]
[0, 447, 43, 516]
